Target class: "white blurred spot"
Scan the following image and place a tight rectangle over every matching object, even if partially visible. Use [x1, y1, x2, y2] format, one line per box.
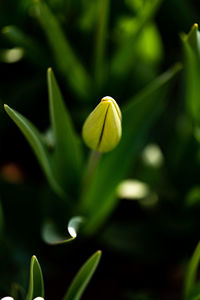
[142, 143, 164, 167]
[117, 179, 150, 200]
[68, 216, 84, 238]
[68, 226, 77, 238]
[1, 297, 14, 300]
[33, 298, 45, 300]
[101, 96, 114, 101]
[2, 47, 24, 63]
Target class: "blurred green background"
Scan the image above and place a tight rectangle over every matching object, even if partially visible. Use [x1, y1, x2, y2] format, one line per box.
[1, 0, 200, 299]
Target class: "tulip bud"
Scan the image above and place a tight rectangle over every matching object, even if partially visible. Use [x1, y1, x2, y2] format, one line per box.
[82, 96, 122, 153]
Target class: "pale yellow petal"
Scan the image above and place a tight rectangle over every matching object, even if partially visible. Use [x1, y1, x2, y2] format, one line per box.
[82, 101, 109, 150]
[98, 101, 121, 152]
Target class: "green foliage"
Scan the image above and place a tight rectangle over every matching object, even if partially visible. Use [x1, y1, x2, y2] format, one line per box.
[63, 250, 101, 300]
[5, 63, 180, 235]
[182, 23, 200, 125]
[94, 0, 110, 88]
[184, 242, 200, 300]
[81, 63, 181, 234]
[32, 0, 91, 98]
[47, 68, 83, 188]
[4, 104, 64, 197]
[26, 256, 44, 300]
[3, 252, 100, 300]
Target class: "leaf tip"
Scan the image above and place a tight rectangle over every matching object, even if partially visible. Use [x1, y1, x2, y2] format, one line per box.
[31, 255, 37, 261]
[4, 104, 9, 112]
[47, 67, 54, 82]
[96, 250, 102, 259]
[193, 23, 198, 29]
[47, 67, 53, 74]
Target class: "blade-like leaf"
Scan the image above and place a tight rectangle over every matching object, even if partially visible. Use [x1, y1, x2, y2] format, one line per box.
[182, 23, 200, 56]
[81, 63, 182, 234]
[63, 251, 101, 300]
[26, 256, 44, 300]
[47, 68, 83, 187]
[42, 216, 84, 245]
[94, 0, 110, 88]
[182, 23, 200, 124]
[4, 105, 64, 197]
[184, 241, 200, 298]
[33, 0, 91, 98]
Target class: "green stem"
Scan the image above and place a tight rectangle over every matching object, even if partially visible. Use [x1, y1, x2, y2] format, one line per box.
[80, 150, 101, 211]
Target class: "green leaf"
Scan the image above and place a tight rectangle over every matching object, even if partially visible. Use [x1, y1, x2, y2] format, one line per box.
[63, 250, 101, 300]
[33, 0, 91, 98]
[42, 216, 85, 245]
[184, 241, 200, 298]
[4, 104, 64, 197]
[111, 0, 162, 76]
[185, 284, 200, 300]
[26, 256, 44, 300]
[81, 63, 182, 234]
[47, 68, 83, 188]
[182, 23, 200, 56]
[182, 23, 200, 124]
[94, 0, 110, 88]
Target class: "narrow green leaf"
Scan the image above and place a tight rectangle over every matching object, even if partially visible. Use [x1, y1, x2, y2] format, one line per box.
[47, 68, 83, 187]
[63, 251, 101, 300]
[111, 0, 162, 76]
[185, 284, 200, 300]
[184, 241, 200, 298]
[94, 0, 110, 88]
[26, 256, 44, 300]
[182, 23, 200, 124]
[33, 0, 91, 98]
[42, 216, 84, 245]
[182, 23, 200, 56]
[81, 63, 182, 234]
[4, 104, 64, 197]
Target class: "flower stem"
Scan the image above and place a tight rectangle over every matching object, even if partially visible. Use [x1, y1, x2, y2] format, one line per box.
[80, 150, 101, 211]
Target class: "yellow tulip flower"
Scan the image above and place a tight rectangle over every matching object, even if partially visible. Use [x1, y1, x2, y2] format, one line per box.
[82, 96, 122, 153]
